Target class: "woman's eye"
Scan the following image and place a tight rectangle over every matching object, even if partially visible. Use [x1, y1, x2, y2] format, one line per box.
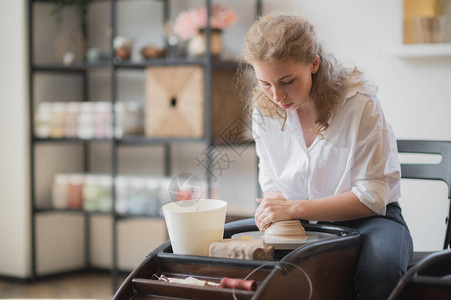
[260, 82, 271, 88]
[281, 79, 294, 85]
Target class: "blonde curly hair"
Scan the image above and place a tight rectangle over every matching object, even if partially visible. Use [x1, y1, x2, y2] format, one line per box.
[239, 13, 365, 134]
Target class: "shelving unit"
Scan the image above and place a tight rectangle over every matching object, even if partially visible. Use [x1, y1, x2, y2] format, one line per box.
[28, 0, 261, 292]
[398, 0, 451, 57]
[393, 43, 451, 58]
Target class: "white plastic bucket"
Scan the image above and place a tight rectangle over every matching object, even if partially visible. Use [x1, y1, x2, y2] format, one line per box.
[162, 199, 227, 256]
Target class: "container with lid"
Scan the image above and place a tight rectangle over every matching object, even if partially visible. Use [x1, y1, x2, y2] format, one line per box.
[145, 177, 160, 216]
[65, 102, 80, 138]
[78, 102, 95, 139]
[97, 175, 113, 212]
[35, 102, 52, 138]
[52, 174, 70, 209]
[49, 102, 67, 138]
[94, 102, 112, 139]
[68, 174, 84, 209]
[158, 177, 172, 216]
[128, 177, 148, 215]
[115, 176, 129, 214]
[82, 175, 100, 212]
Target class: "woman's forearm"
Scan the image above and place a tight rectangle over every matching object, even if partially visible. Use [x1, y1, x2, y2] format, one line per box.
[290, 191, 376, 221]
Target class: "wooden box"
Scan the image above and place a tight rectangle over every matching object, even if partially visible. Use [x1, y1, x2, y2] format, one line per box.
[145, 66, 204, 138]
[145, 66, 247, 143]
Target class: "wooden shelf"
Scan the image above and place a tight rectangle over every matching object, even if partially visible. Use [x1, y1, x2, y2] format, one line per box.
[393, 43, 451, 58]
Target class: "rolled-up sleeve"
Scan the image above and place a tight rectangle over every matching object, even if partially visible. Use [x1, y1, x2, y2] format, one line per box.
[350, 98, 401, 215]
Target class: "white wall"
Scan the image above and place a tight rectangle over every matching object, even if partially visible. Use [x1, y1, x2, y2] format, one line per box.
[1, 0, 451, 278]
[0, 0, 30, 278]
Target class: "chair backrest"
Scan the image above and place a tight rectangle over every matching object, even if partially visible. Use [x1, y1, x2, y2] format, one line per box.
[388, 248, 451, 300]
[397, 140, 451, 250]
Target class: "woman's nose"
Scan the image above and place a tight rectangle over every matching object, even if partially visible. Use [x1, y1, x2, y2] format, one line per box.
[272, 87, 286, 102]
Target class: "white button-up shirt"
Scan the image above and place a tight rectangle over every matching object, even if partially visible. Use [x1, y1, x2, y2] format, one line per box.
[252, 82, 400, 216]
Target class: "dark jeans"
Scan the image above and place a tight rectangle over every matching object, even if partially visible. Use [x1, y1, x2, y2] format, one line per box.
[326, 202, 413, 300]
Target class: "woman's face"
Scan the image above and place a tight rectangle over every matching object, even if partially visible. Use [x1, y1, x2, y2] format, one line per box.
[253, 58, 319, 111]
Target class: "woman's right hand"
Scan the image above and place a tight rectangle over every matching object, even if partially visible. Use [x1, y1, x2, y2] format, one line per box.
[254, 192, 295, 231]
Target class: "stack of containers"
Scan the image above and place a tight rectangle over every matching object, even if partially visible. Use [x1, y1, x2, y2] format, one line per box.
[34, 101, 144, 139]
[50, 174, 182, 216]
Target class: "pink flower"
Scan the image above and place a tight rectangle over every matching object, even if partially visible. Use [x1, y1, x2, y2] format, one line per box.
[174, 5, 237, 41]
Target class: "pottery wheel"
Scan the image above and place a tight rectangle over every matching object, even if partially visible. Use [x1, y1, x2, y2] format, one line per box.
[232, 220, 337, 250]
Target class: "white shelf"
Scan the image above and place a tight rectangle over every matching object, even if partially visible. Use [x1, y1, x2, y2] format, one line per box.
[393, 43, 451, 58]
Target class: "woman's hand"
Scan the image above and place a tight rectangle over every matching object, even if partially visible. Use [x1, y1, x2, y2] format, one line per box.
[254, 194, 297, 231]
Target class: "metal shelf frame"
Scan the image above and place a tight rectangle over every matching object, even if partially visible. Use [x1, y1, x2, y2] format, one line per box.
[28, 0, 262, 293]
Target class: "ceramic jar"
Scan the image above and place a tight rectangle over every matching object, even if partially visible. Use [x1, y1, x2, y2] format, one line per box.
[187, 28, 223, 58]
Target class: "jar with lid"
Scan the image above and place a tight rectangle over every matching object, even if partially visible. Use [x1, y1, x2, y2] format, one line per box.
[145, 177, 160, 216]
[78, 102, 95, 139]
[128, 177, 147, 215]
[52, 174, 69, 209]
[68, 174, 84, 209]
[82, 175, 100, 212]
[158, 177, 172, 216]
[114, 102, 124, 138]
[115, 176, 129, 214]
[94, 102, 112, 139]
[65, 102, 80, 138]
[50, 102, 67, 138]
[35, 102, 52, 138]
[97, 175, 113, 212]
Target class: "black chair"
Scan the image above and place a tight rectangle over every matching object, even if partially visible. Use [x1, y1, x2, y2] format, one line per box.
[388, 140, 451, 299]
[388, 249, 451, 299]
[397, 140, 451, 266]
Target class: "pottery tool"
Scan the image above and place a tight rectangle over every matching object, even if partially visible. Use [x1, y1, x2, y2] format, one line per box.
[153, 274, 257, 291]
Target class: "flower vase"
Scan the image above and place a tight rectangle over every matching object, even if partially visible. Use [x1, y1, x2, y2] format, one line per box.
[187, 28, 223, 58]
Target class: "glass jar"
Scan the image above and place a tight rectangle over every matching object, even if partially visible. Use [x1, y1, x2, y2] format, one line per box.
[68, 174, 84, 209]
[97, 175, 113, 212]
[50, 102, 66, 138]
[82, 175, 100, 212]
[115, 176, 129, 214]
[78, 102, 95, 139]
[145, 177, 160, 216]
[158, 177, 172, 216]
[52, 174, 69, 209]
[35, 102, 52, 138]
[114, 102, 124, 138]
[65, 102, 80, 138]
[94, 102, 112, 139]
[128, 177, 147, 215]
[187, 28, 223, 58]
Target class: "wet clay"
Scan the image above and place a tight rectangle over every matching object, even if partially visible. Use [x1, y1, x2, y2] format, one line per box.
[263, 220, 307, 239]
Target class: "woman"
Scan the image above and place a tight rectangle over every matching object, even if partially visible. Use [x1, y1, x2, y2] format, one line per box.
[243, 14, 413, 299]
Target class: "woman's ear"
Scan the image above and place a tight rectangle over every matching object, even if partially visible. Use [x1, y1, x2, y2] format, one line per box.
[311, 55, 320, 74]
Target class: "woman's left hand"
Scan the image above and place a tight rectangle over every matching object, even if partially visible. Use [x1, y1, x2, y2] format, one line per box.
[254, 195, 296, 231]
